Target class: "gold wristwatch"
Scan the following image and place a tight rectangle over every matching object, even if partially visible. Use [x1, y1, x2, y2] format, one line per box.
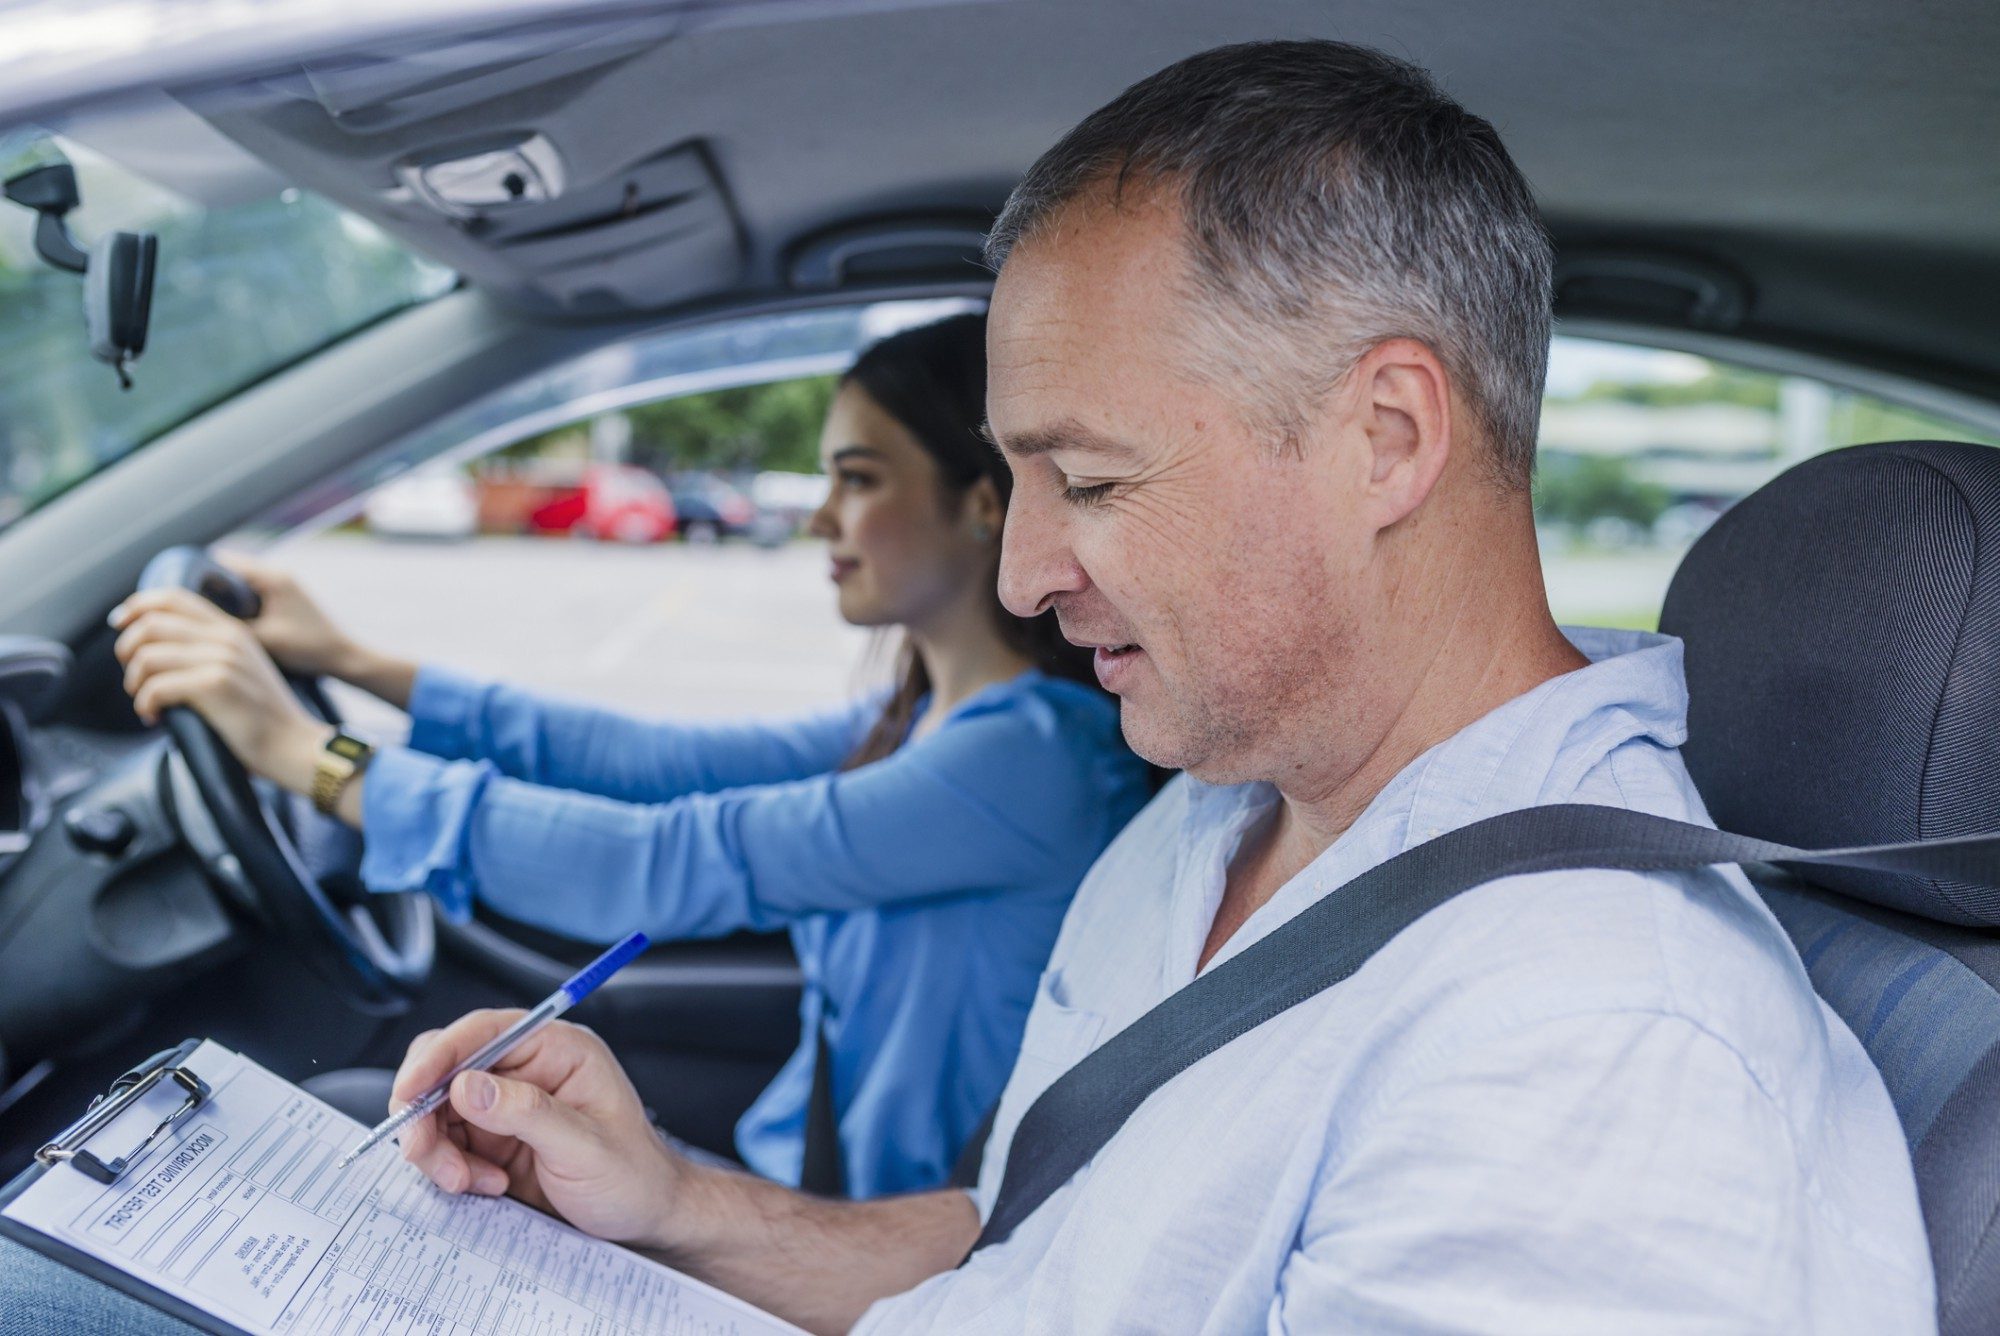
[310, 731, 374, 816]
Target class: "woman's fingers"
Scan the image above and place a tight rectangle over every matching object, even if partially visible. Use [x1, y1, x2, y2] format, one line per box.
[130, 665, 230, 726]
[108, 587, 230, 634]
[121, 638, 227, 697]
[113, 608, 224, 666]
[211, 549, 280, 593]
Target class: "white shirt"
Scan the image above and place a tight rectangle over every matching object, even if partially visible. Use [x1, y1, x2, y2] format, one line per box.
[861, 629, 1934, 1334]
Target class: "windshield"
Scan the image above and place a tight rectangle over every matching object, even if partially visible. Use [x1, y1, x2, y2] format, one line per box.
[0, 131, 453, 529]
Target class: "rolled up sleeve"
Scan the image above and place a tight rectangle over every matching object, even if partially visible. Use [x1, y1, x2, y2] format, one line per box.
[404, 665, 878, 803]
[357, 745, 496, 922]
[358, 706, 1090, 943]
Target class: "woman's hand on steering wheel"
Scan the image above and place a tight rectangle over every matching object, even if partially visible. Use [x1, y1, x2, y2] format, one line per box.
[208, 552, 360, 680]
[208, 553, 419, 710]
[111, 586, 333, 797]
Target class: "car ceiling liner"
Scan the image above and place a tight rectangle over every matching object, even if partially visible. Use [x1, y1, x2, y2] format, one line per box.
[176, 13, 748, 316]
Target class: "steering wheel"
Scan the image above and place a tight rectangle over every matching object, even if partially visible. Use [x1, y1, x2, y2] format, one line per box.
[138, 546, 433, 1014]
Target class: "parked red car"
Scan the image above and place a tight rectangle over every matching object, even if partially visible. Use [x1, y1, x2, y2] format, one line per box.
[526, 464, 678, 544]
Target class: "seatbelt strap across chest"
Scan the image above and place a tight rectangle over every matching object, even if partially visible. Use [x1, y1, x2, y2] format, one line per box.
[972, 802, 2000, 1253]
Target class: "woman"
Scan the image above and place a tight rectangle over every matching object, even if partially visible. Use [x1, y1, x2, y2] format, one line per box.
[111, 313, 1153, 1199]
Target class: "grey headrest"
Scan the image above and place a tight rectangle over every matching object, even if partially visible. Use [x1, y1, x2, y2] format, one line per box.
[1660, 440, 2000, 926]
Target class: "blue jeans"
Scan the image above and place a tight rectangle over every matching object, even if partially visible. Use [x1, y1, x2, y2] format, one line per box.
[0, 1234, 200, 1335]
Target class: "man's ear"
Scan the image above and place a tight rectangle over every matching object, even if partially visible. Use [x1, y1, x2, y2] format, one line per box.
[1351, 337, 1454, 530]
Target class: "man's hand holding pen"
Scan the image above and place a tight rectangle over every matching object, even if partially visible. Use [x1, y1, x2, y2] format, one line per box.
[390, 1010, 695, 1252]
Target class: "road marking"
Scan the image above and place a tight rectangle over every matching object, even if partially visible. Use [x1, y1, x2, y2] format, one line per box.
[582, 580, 696, 676]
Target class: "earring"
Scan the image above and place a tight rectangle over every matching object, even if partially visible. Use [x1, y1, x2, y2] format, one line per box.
[972, 522, 994, 542]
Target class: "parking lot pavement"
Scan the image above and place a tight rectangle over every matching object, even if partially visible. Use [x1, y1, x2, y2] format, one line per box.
[265, 530, 1679, 741]
[1541, 547, 1683, 630]
[268, 532, 881, 737]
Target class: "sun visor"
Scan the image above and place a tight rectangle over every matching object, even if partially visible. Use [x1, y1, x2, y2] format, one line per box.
[267, 16, 685, 133]
[179, 65, 746, 316]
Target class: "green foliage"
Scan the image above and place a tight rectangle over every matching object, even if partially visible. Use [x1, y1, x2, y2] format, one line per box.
[1827, 394, 2000, 449]
[0, 154, 447, 524]
[1566, 367, 1779, 412]
[1534, 453, 1672, 529]
[625, 376, 836, 473]
[501, 376, 839, 475]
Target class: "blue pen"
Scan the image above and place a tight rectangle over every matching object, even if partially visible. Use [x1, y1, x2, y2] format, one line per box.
[334, 932, 650, 1171]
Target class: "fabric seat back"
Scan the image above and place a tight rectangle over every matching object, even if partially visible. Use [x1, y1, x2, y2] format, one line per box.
[1661, 440, 2000, 1334]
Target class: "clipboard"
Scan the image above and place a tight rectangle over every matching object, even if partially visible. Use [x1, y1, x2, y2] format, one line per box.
[0, 1036, 808, 1336]
[0, 1037, 246, 1335]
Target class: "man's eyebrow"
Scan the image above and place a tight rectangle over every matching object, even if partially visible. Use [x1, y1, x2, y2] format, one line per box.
[982, 417, 1134, 460]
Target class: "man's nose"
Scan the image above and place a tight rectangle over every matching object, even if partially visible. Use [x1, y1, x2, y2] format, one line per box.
[997, 493, 1087, 617]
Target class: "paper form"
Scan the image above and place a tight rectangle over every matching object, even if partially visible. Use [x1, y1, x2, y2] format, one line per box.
[4, 1041, 806, 1336]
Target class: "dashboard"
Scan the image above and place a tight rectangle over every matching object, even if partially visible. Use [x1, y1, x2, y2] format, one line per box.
[0, 704, 28, 862]
[0, 636, 70, 877]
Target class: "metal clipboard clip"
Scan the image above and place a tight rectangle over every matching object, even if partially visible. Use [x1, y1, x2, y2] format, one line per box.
[32, 1038, 211, 1186]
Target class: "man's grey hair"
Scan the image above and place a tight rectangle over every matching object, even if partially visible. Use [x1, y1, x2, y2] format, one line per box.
[986, 40, 1554, 487]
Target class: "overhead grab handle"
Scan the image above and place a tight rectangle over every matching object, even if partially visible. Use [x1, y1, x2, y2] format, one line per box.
[1553, 249, 1751, 332]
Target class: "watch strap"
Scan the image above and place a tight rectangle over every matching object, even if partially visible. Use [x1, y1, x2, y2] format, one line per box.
[310, 731, 373, 816]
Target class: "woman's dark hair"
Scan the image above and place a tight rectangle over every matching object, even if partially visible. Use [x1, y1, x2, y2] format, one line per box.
[841, 311, 1101, 768]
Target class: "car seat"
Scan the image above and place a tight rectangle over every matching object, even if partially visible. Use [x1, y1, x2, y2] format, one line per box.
[1660, 439, 2000, 1335]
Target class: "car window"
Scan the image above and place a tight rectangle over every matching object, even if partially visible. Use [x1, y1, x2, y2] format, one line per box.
[1537, 335, 2000, 629]
[262, 313, 2000, 736]
[256, 300, 975, 735]
[0, 131, 453, 530]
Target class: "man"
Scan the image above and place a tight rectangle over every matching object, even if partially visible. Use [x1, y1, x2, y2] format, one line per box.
[5, 36, 1931, 1336]
[376, 39, 1931, 1333]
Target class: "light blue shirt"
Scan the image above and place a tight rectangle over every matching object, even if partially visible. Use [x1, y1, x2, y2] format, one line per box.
[357, 666, 1151, 1199]
[865, 629, 1933, 1333]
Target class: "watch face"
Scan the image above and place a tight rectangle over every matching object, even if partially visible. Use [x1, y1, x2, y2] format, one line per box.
[328, 733, 372, 762]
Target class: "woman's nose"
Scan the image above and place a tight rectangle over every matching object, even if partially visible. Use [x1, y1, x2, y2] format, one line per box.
[805, 495, 838, 540]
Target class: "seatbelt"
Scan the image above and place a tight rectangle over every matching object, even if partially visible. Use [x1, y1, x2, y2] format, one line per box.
[948, 1101, 999, 1191]
[972, 802, 2000, 1253]
[800, 1021, 844, 1197]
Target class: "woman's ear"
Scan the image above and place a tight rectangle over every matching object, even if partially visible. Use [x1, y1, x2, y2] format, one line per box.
[965, 477, 1005, 542]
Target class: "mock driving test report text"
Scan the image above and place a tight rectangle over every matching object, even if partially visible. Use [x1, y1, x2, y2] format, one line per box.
[2, 1040, 803, 1336]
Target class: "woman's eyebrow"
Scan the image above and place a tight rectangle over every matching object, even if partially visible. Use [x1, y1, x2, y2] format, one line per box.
[828, 445, 888, 465]
[982, 418, 1134, 461]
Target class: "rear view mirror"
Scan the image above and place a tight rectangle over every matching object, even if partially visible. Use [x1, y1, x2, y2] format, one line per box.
[2, 161, 157, 390]
[85, 231, 156, 389]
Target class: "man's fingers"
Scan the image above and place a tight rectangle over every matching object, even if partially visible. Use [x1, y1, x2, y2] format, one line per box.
[448, 1070, 599, 1166]
[397, 1098, 442, 1159]
[389, 1011, 524, 1106]
[400, 1113, 481, 1194]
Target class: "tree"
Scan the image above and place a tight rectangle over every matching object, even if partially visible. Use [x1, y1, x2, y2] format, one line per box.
[494, 377, 839, 475]
[1533, 453, 1672, 530]
[622, 377, 836, 473]
[1566, 367, 1779, 412]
